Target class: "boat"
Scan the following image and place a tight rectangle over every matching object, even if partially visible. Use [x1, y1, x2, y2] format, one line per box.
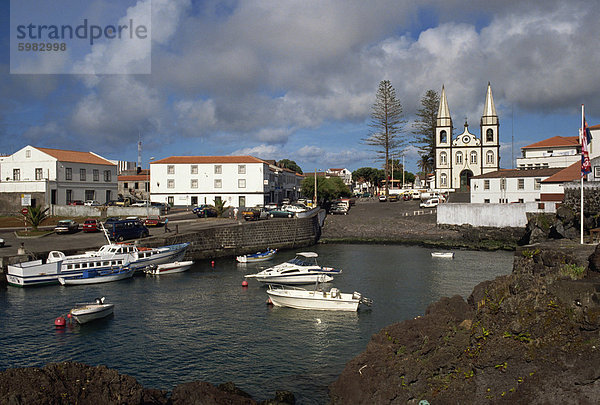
[69, 297, 114, 324]
[236, 248, 277, 263]
[431, 252, 455, 258]
[58, 266, 135, 286]
[244, 252, 341, 285]
[6, 241, 190, 287]
[266, 284, 372, 311]
[144, 260, 194, 275]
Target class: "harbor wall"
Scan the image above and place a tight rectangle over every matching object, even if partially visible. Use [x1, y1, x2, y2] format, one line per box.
[437, 202, 557, 228]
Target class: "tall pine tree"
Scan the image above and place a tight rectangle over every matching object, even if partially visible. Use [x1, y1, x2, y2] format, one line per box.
[412, 89, 439, 176]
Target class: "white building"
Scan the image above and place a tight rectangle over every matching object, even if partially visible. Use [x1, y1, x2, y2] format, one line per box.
[326, 168, 352, 187]
[434, 83, 500, 191]
[0, 146, 117, 211]
[516, 136, 580, 169]
[150, 156, 302, 208]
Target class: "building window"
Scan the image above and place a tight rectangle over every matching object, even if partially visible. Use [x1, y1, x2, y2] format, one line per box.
[440, 130, 447, 143]
[456, 152, 463, 164]
[191, 179, 198, 188]
[191, 165, 198, 174]
[65, 167, 72, 180]
[238, 179, 246, 188]
[85, 190, 95, 201]
[239, 196, 246, 207]
[238, 165, 246, 174]
[93, 169, 99, 182]
[124, 182, 129, 189]
[518, 179, 525, 190]
[500, 178, 506, 190]
[80, 168, 86, 181]
[25, 150, 31, 158]
[440, 152, 447, 165]
[440, 173, 447, 187]
[134, 182, 139, 189]
[167, 165, 175, 174]
[486, 151, 494, 164]
[484, 180, 490, 190]
[214, 179, 222, 188]
[104, 170, 111, 182]
[534, 178, 541, 190]
[13, 169, 20, 181]
[486, 128, 494, 142]
[470, 151, 477, 164]
[214, 165, 222, 174]
[167, 179, 175, 189]
[484, 199, 490, 203]
[35, 168, 43, 180]
[66, 189, 73, 204]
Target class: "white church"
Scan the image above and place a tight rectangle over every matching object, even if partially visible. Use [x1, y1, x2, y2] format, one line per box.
[434, 83, 501, 190]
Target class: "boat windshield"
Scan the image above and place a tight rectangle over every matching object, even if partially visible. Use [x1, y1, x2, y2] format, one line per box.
[287, 256, 318, 267]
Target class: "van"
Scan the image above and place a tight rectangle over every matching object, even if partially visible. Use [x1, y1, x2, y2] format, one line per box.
[105, 219, 149, 242]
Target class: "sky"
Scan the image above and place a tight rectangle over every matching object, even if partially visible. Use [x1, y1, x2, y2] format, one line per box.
[2, 0, 600, 174]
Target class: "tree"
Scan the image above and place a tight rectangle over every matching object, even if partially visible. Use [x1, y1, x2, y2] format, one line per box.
[412, 89, 439, 177]
[277, 159, 303, 174]
[363, 80, 406, 196]
[300, 176, 350, 205]
[213, 199, 228, 217]
[25, 206, 49, 230]
[352, 167, 385, 194]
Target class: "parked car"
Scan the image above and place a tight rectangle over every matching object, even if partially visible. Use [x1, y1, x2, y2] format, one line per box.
[144, 215, 163, 227]
[0, 237, 4, 247]
[420, 198, 440, 208]
[104, 217, 121, 224]
[282, 198, 291, 205]
[268, 209, 294, 218]
[104, 218, 149, 242]
[242, 207, 268, 221]
[84, 200, 101, 206]
[69, 200, 84, 206]
[282, 203, 308, 213]
[388, 194, 399, 202]
[55, 219, 79, 234]
[82, 218, 100, 232]
[264, 202, 279, 210]
[196, 206, 218, 218]
[192, 205, 210, 215]
[131, 200, 151, 207]
[329, 204, 348, 215]
[378, 195, 387, 202]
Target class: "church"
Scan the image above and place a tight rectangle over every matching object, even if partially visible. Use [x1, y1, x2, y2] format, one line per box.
[434, 83, 500, 190]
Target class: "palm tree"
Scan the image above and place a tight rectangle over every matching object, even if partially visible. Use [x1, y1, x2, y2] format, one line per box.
[213, 199, 228, 217]
[25, 206, 50, 230]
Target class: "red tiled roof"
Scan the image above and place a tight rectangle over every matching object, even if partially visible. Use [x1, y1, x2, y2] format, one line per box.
[118, 174, 149, 181]
[589, 124, 600, 131]
[471, 168, 563, 179]
[35, 147, 114, 166]
[541, 161, 581, 183]
[522, 136, 579, 149]
[151, 156, 267, 164]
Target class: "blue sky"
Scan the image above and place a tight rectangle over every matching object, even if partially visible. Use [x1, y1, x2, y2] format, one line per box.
[2, 0, 599, 174]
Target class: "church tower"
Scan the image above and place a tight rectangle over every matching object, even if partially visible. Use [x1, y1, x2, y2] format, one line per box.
[435, 86, 453, 189]
[480, 82, 500, 174]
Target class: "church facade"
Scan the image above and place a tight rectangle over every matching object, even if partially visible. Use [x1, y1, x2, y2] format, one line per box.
[434, 83, 500, 190]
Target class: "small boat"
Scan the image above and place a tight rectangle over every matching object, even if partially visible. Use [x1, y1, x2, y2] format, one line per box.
[58, 266, 134, 286]
[236, 248, 277, 263]
[431, 252, 454, 258]
[266, 284, 372, 311]
[245, 252, 341, 285]
[69, 297, 114, 324]
[144, 260, 194, 275]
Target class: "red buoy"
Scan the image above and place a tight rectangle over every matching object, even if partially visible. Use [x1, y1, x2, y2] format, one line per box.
[54, 316, 66, 327]
[266, 297, 273, 305]
[211, 260, 215, 267]
[242, 280, 248, 287]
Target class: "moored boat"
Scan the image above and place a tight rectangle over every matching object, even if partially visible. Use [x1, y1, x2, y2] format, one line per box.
[245, 252, 341, 285]
[266, 284, 372, 311]
[144, 260, 194, 275]
[431, 252, 454, 258]
[69, 297, 114, 324]
[236, 249, 277, 263]
[58, 266, 135, 286]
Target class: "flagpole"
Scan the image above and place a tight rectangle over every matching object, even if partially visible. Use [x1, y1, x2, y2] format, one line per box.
[581, 104, 584, 244]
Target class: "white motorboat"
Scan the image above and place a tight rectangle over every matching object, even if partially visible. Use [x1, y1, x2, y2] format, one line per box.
[236, 248, 277, 263]
[266, 284, 372, 311]
[431, 252, 454, 258]
[244, 252, 341, 285]
[58, 266, 135, 286]
[69, 297, 114, 324]
[144, 260, 194, 275]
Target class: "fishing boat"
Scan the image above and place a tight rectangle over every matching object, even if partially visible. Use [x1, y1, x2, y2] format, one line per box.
[245, 252, 341, 285]
[69, 297, 114, 324]
[144, 260, 194, 275]
[58, 266, 135, 286]
[431, 252, 454, 258]
[236, 248, 277, 263]
[266, 284, 372, 311]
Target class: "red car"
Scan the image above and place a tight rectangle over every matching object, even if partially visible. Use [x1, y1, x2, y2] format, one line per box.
[144, 215, 163, 227]
[69, 200, 84, 205]
[82, 218, 100, 232]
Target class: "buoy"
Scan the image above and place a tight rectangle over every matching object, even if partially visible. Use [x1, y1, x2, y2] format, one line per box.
[211, 260, 215, 267]
[266, 297, 273, 305]
[242, 280, 248, 287]
[54, 316, 66, 327]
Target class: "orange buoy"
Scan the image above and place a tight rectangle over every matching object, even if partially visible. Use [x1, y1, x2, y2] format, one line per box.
[242, 280, 248, 287]
[54, 316, 66, 327]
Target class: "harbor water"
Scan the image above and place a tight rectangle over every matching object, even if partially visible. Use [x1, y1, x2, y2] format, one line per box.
[0, 244, 514, 404]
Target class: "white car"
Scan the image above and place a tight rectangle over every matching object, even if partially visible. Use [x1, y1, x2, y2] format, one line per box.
[0, 237, 4, 247]
[84, 200, 101, 206]
[420, 198, 440, 208]
[282, 204, 309, 213]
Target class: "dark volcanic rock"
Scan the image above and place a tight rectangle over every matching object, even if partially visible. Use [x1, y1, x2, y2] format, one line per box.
[329, 240, 600, 404]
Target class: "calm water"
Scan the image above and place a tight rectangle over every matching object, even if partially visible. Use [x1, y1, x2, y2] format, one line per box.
[0, 244, 513, 404]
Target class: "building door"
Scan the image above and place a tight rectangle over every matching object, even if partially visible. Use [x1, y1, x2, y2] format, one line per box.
[459, 170, 473, 191]
[105, 190, 112, 203]
[51, 189, 57, 205]
[191, 196, 198, 206]
[239, 196, 246, 208]
[167, 196, 174, 206]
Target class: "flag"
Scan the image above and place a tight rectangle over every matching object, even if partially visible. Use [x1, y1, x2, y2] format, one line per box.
[581, 118, 592, 176]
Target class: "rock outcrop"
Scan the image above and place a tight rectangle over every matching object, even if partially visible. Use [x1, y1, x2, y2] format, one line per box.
[330, 240, 600, 404]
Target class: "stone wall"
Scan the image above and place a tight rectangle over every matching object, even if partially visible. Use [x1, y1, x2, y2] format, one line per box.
[437, 202, 557, 228]
[563, 182, 600, 214]
[0, 192, 46, 215]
